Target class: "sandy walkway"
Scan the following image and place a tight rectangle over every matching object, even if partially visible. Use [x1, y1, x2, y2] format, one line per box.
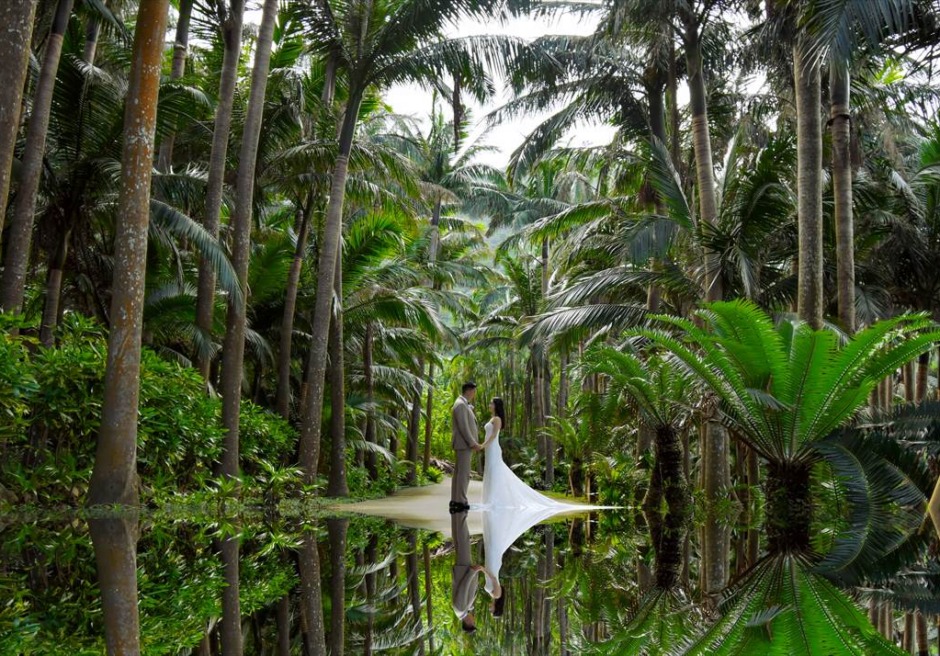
[335, 477, 600, 536]
[335, 478, 486, 535]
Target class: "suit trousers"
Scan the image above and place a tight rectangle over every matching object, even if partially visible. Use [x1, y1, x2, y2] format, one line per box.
[451, 449, 472, 505]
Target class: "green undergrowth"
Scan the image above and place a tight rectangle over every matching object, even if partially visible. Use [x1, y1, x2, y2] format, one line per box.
[0, 314, 414, 510]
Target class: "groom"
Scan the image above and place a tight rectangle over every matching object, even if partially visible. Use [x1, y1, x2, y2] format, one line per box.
[450, 381, 482, 514]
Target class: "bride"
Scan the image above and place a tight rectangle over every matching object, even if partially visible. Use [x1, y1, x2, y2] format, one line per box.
[479, 397, 575, 509]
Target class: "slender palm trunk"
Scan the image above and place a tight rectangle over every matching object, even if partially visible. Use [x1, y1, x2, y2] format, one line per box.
[423, 543, 434, 654]
[795, 42, 824, 329]
[195, 0, 245, 378]
[275, 201, 313, 418]
[87, 0, 168, 507]
[406, 532, 425, 655]
[298, 92, 363, 484]
[423, 361, 434, 472]
[275, 595, 290, 656]
[0, 0, 39, 235]
[39, 225, 72, 346]
[406, 358, 423, 485]
[363, 323, 378, 479]
[683, 16, 729, 593]
[327, 251, 349, 497]
[90, 516, 141, 656]
[157, 0, 194, 171]
[831, 64, 855, 333]
[422, 199, 442, 473]
[0, 0, 75, 313]
[682, 19, 721, 302]
[218, 0, 277, 480]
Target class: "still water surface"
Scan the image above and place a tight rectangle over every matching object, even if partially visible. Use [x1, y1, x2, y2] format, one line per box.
[0, 498, 934, 655]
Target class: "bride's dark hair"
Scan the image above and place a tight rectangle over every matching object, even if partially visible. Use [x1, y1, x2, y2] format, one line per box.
[492, 397, 506, 425]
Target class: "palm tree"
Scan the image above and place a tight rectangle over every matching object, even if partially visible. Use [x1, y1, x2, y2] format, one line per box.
[88, 0, 169, 506]
[0, 0, 39, 230]
[195, 0, 246, 377]
[294, 0, 538, 484]
[218, 0, 279, 479]
[1, 0, 76, 314]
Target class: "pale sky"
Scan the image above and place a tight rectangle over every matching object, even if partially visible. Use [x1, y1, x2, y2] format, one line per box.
[239, 4, 618, 169]
[383, 12, 618, 168]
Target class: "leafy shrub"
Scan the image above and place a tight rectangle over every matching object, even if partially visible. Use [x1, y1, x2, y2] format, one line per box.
[0, 314, 296, 504]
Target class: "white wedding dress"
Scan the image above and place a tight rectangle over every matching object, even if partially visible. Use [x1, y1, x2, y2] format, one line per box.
[480, 418, 579, 510]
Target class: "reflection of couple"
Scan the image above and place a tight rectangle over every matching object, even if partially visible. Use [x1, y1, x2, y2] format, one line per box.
[451, 511, 503, 633]
[450, 381, 566, 513]
[449, 380, 585, 633]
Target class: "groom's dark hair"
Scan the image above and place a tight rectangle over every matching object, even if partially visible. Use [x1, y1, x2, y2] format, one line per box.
[461, 382, 477, 393]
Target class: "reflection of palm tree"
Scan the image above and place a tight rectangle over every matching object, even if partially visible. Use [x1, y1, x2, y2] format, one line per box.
[680, 553, 905, 655]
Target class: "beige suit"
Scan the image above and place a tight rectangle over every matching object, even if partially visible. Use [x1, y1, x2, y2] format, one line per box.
[451, 396, 479, 505]
[451, 511, 479, 618]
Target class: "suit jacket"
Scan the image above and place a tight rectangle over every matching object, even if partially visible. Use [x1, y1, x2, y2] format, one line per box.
[451, 396, 479, 451]
[451, 563, 480, 619]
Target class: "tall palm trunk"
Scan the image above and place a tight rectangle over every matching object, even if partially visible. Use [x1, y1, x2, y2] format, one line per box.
[0, 0, 39, 232]
[406, 358, 424, 485]
[683, 15, 729, 593]
[795, 42, 824, 329]
[327, 251, 349, 497]
[39, 224, 72, 346]
[0, 0, 75, 314]
[274, 59, 336, 417]
[195, 0, 245, 378]
[157, 0, 195, 171]
[275, 200, 313, 418]
[218, 0, 278, 479]
[298, 92, 363, 484]
[423, 361, 435, 472]
[87, 0, 168, 507]
[831, 64, 854, 333]
[363, 322, 378, 479]
[90, 516, 141, 655]
[422, 198, 442, 473]
[682, 19, 721, 302]
[219, 535, 242, 656]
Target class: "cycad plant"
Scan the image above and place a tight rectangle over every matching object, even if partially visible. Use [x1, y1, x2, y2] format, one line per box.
[639, 299, 940, 549]
[580, 346, 698, 514]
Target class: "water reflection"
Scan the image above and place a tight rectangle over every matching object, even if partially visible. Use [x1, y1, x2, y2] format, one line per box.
[89, 515, 141, 655]
[1, 497, 936, 654]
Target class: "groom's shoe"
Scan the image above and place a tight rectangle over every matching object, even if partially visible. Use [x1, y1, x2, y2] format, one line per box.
[449, 501, 470, 514]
